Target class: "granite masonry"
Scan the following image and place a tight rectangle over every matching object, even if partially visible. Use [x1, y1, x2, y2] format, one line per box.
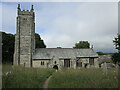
[14, 4, 99, 69]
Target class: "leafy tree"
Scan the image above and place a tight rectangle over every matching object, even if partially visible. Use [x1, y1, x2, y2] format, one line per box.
[35, 33, 46, 48]
[97, 52, 106, 55]
[73, 41, 90, 48]
[111, 53, 120, 64]
[113, 34, 120, 53]
[112, 34, 120, 64]
[2, 32, 15, 64]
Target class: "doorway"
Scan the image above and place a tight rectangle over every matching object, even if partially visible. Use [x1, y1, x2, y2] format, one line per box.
[53, 65, 58, 70]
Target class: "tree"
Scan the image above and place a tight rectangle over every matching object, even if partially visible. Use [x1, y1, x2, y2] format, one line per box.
[35, 33, 46, 48]
[2, 32, 15, 64]
[113, 34, 120, 53]
[73, 41, 90, 49]
[97, 52, 107, 55]
[111, 53, 120, 64]
[112, 34, 120, 64]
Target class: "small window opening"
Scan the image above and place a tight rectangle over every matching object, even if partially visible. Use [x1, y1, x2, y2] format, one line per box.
[41, 61, 44, 65]
[54, 61, 56, 64]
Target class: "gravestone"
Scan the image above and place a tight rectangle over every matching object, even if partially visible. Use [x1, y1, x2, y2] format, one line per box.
[103, 62, 108, 75]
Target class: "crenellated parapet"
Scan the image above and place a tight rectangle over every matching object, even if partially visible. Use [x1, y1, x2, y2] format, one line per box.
[18, 10, 34, 16]
[17, 4, 34, 16]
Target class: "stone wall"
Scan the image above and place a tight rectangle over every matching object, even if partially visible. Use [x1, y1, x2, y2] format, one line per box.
[76, 58, 99, 68]
[33, 60, 49, 68]
[14, 5, 35, 67]
[32, 57, 99, 69]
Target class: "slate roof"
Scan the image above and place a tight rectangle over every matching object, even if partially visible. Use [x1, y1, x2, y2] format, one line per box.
[33, 48, 98, 60]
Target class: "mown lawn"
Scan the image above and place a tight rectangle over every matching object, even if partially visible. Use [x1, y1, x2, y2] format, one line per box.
[2, 64, 55, 88]
[49, 68, 118, 88]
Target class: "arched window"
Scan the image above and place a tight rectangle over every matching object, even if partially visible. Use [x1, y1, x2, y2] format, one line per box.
[41, 61, 44, 65]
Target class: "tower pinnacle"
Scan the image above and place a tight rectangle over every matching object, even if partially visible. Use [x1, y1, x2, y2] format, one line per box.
[31, 5, 34, 11]
[17, 4, 20, 10]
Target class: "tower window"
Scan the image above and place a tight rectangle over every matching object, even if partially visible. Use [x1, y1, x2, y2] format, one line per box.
[23, 18, 27, 20]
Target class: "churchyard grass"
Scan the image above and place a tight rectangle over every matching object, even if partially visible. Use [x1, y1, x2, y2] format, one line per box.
[2, 65, 118, 88]
[49, 68, 118, 88]
[2, 64, 55, 88]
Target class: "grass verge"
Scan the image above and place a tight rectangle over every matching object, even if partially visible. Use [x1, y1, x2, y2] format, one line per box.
[49, 68, 118, 88]
[2, 64, 55, 88]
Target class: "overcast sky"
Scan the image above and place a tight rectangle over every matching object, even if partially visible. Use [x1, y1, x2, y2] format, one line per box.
[1, 2, 118, 53]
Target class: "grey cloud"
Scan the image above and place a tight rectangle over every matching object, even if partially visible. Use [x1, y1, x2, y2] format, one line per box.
[2, 2, 118, 53]
[37, 3, 118, 53]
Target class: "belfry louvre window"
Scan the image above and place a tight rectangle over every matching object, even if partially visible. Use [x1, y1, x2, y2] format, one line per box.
[89, 58, 94, 65]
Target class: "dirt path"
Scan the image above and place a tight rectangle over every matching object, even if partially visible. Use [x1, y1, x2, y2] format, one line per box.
[43, 75, 52, 89]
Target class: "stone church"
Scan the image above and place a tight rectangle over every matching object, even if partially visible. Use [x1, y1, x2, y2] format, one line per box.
[14, 4, 99, 69]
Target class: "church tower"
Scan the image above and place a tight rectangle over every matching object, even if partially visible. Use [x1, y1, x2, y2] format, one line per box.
[14, 4, 35, 67]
